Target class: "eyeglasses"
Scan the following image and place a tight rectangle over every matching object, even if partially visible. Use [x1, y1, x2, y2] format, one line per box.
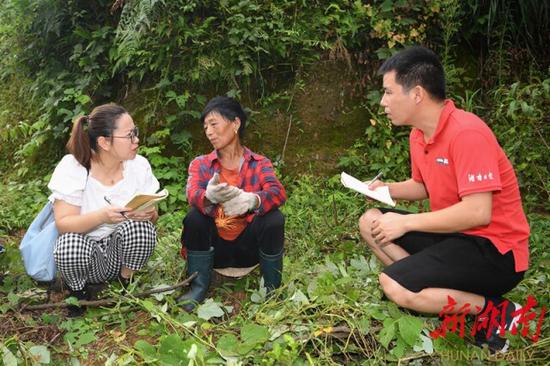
[112, 126, 139, 143]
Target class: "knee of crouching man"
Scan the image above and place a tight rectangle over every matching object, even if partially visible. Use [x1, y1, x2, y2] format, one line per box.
[379, 273, 406, 306]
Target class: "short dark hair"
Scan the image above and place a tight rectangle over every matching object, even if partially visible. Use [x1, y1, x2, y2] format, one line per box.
[378, 46, 446, 101]
[67, 103, 127, 169]
[201, 96, 247, 138]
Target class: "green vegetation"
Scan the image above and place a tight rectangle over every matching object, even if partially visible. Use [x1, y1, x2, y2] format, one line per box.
[1, 0, 548, 364]
[1, 179, 549, 364]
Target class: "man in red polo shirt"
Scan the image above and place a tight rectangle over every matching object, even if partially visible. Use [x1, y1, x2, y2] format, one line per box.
[358, 46, 529, 353]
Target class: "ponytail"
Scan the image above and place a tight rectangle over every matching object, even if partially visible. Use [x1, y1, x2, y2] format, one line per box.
[65, 103, 128, 170]
[66, 115, 92, 170]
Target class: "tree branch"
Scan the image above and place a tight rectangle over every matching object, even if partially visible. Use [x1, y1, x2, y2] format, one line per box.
[20, 272, 197, 311]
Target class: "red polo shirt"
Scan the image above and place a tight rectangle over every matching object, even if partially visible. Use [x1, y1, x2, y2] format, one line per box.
[410, 100, 529, 272]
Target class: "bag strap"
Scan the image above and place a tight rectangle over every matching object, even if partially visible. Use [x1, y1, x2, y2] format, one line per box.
[83, 166, 90, 190]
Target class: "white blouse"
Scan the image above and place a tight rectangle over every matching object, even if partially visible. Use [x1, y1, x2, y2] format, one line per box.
[48, 154, 160, 240]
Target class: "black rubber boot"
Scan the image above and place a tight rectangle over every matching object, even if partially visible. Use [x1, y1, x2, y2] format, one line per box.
[177, 247, 214, 312]
[259, 248, 284, 292]
[67, 289, 88, 318]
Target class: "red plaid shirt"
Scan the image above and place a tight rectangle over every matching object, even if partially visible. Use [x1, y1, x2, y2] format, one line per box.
[186, 147, 286, 222]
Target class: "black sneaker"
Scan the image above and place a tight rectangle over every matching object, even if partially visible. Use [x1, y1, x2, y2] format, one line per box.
[86, 283, 107, 300]
[474, 299, 521, 353]
[67, 289, 89, 318]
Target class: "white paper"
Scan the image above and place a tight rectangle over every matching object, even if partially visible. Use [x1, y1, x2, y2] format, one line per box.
[341, 172, 396, 207]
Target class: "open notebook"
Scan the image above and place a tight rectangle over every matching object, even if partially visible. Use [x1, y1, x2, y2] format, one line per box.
[125, 189, 169, 212]
[341, 172, 396, 207]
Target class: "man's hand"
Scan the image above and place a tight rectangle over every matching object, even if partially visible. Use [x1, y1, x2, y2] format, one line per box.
[222, 191, 260, 216]
[365, 180, 386, 203]
[371, 212, 407, 246]
[366, 179, 386, 190]
[205, 172, 241, 204]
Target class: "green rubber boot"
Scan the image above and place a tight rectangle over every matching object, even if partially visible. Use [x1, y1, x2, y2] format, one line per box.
[259, 248, 284, 292]
[177, 247, 214, 312]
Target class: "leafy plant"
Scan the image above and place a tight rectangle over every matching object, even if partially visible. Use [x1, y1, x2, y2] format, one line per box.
[0, 1, 548, 364]
[488, 78, 550, 210]
[1, 339, 51, 366]
[0, 179, 49, 234]
[337, 104, 411, 183]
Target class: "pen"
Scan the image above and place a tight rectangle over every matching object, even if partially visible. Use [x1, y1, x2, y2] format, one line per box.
[104, 196, 129, 220]
[367, 171, 384, 188]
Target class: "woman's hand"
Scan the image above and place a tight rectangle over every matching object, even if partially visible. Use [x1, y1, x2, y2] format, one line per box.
[371, 212, 407, 246]
[205, 172, 241, 204]
[126, 207, 157, 222]
[102, 206, 130, 224]
[222, 191, 260, 216]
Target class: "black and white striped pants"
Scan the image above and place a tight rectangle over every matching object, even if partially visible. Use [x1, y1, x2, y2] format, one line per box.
[54, 220, 157, 291]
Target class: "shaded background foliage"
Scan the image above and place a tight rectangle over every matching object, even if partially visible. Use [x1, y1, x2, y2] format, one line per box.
[0, 0, 548, 222]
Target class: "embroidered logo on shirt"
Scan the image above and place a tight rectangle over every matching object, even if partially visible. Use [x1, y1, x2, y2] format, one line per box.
[435, 157, 449, 165]
[467, 172, 494, 183]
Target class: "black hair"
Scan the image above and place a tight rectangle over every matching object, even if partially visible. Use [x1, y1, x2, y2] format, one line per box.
[378, 46, 446, 101]
[200, 96, 247, 138]
[67, 103, 127, 169]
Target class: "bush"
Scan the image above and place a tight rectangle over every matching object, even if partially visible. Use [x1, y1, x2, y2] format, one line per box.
[488, 78, 550, 211]
[0, 179, 48, 235]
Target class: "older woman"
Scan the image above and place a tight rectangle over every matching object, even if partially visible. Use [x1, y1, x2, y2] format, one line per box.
[49, 103, 159, 316]
[178, 96, 286, 311]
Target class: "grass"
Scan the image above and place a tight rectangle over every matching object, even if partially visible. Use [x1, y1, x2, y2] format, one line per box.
[0, 175, 549, 365]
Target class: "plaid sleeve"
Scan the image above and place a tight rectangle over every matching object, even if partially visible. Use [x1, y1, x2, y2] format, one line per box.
[253, 158, 286, 216]
[186, 157, 215, 216]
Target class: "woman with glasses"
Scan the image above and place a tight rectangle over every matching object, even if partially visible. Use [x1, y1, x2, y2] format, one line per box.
[178, 96, 286, 312]
[48, 103, 159, 316]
